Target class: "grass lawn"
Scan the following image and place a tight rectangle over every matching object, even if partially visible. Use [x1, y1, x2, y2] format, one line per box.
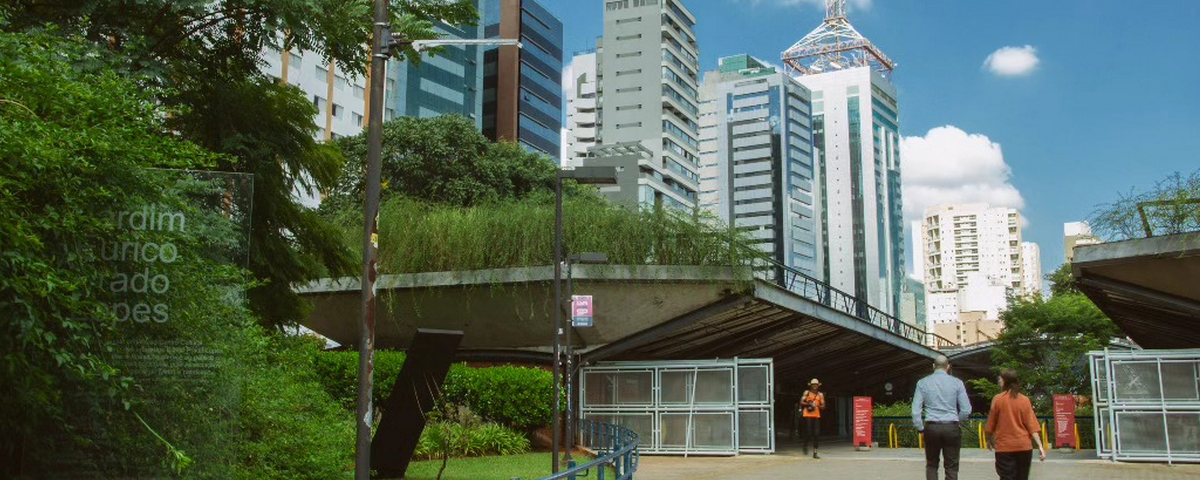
[402, 452, 552, 480]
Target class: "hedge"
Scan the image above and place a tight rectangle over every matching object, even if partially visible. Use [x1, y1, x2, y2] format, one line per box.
[311, 351, 555, 431]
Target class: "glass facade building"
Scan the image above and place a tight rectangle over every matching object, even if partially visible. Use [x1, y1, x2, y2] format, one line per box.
[483, 0, 564, 157]
[386, 1, 485, 128]
[699, 55, 820, 277]
[798, 67, 905, 314]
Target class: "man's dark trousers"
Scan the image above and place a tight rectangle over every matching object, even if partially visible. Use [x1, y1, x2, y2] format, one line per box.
[923, 422, 961, 480]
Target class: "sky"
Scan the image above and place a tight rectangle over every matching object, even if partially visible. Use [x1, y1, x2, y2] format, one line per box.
[534, 0, 1200, 280]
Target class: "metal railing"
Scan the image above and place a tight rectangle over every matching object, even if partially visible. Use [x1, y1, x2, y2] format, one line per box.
[745, 255, 954, 349]
[872, 416, 1095, 450]
[532, 419, 639, 480]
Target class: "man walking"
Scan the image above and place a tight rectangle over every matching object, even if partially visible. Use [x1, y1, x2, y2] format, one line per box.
[913, 355, 971, 480]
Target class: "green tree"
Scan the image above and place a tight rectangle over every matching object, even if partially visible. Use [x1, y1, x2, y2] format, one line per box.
[969, 264, 1120, 412]
[5, 0, 479, 328]
[1047, 263, 1080, 297]
[0, 30, 219, 475]
[1090, 168, 1200, 240]
[327, 115, 559, 209]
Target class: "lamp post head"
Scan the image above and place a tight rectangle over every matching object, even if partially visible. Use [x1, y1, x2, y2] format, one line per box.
[558, 166, 618, 185]
[567, 252, 608, 264]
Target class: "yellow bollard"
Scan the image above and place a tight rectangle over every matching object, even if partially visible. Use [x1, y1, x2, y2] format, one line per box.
[1041, 422, 1049, 447]
[1074, 423, 1081, 451]
[889, 424, 896, 448]
[978, 423, 985, 450]
[919, 431, 924, 449]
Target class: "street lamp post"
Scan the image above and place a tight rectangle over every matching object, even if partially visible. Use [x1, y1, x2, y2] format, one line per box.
[358, 2, 521, 478]
[552, 167, 617, 473]
[564, 251, 607, 468]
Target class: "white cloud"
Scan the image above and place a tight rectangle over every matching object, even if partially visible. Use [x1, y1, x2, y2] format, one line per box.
[900, 126, 1025, 227]
[741, 0, 873, 11]
[983, 45, 1039, 77]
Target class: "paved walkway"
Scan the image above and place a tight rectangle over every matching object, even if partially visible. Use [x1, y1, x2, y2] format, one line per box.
[635, 443, 1200, 480]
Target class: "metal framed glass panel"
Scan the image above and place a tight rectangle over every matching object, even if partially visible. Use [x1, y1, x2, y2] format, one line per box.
[580, 358, 774, 455]
[1090, 349, 1200, 463]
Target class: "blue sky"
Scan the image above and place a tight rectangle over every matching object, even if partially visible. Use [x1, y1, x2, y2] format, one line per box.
[536, 0, 1200, 279]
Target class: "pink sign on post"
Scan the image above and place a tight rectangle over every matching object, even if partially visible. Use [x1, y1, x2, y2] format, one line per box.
[571, 295, 593, 327]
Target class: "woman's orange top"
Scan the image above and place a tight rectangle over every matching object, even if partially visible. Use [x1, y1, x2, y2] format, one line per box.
[985, 392, 1040, 453]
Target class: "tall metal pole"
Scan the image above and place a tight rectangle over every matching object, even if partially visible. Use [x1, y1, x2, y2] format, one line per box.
[551, 176, 563, 473]
[357, 0, 388, 478]
[564, 258, 574, 465]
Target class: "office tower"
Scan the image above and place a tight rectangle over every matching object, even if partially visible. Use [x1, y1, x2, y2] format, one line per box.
[922, 203, 1024, 344]
[1064, 221, 1102, 263]
[483, 0, 564, 157]
[388, 3, 485, 128]
[565, 50, 599, 165]
[1021, 242, 1042, 297]
[782, 0, 904, 314]
[579, 0, 701, 210]
[899, 277, 927, 338]
[698, 55, 820, 275]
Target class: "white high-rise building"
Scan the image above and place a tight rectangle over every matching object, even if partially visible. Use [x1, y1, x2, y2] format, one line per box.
[1064, 221, 1102, 263]
[782, 1, 905, 314]
[260, 47, 396, 207]
[698, 55, 820, 275]
[1021, 242, 1042, 297]
[922, 203, 1026, 343]
[564, 51, 599, 166]
[574, 0, 701, 211]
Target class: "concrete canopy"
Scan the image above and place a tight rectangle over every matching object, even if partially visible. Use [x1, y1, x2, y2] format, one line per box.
[1073, 232, 1200, 348]
[297, 265, 939, 395]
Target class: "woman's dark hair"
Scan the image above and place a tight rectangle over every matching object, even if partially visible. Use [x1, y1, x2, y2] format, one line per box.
[1000, 369, 1021, 399]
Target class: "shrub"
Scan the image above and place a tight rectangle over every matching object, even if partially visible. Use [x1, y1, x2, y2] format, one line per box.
[412, 421, 530, 461]
[311, 353, 556, 431]
[873, 400, 913, 417]
[443, 365, 555, 431]
[234, 333, 355, 480]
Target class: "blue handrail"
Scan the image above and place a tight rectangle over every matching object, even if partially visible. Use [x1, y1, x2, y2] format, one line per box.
[530, 419, 640, 480]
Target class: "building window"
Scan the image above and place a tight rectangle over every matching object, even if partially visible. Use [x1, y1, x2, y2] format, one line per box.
[616, 34, 642, 41]
[353, 85, 366, 99]
[332, 104, 343, 119]
[315, 65, 328, 81]
[289, 51, 302, 68]
[615, 69, 642, 76]
[353, 113, 364, 126]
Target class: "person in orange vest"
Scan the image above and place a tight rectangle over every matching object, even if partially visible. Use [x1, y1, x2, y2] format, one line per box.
[799, 378, 826, 459]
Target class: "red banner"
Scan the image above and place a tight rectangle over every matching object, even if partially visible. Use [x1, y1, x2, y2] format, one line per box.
[1053, 394, 1076, 449]
[853, 396, 873, 447]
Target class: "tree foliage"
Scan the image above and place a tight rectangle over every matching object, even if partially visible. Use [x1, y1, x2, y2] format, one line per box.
[1, 31, 358, 479]
[4, 0, 479, 328]
[1090, 168, 1200, 240]
[970, 264, 1120, 413]
[327, 115, 559, 210]
[0, 30, 222, 475]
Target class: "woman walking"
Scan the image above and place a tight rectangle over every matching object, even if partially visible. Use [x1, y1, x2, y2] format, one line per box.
[985, 369, 1046, 480]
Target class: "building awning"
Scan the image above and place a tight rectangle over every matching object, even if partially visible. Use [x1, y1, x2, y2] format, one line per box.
[1073, 232, 1200, 348]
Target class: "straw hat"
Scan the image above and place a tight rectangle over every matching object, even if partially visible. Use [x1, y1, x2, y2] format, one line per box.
[809, 378, 821, 386]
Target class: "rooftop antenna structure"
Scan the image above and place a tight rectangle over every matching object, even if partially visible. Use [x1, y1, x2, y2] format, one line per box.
[782, 0, 896, 78]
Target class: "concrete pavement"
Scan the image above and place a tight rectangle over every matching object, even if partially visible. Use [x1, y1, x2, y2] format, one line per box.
[634, 443, 1200, 480]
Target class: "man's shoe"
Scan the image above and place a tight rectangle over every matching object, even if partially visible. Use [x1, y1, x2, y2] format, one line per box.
[813, 451, 820, 459]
